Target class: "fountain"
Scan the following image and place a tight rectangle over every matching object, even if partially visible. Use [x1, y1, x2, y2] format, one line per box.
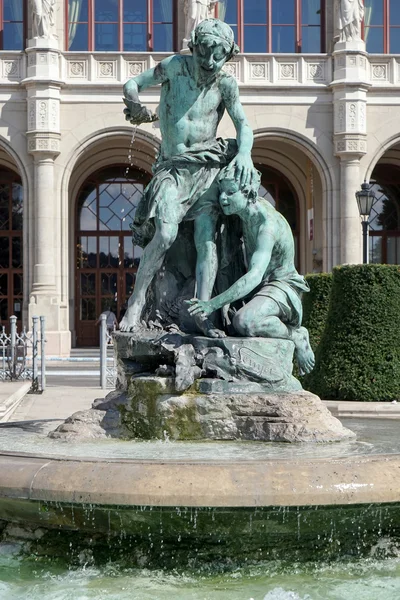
[0, 18, 400, 600]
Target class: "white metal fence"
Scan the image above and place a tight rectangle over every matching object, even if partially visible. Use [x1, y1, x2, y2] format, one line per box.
[0, 315, 46, 393]
[99, 314, 116, 389]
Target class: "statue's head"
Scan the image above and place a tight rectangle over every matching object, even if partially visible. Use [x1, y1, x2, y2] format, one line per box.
[218, 167, 261, 216]
[189, 19, 239, 76]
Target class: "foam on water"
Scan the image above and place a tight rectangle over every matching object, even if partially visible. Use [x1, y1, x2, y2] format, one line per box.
[0, 552, 400, 600]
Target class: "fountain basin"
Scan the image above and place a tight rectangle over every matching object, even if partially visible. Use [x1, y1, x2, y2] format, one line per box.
[0, 418, 399, 567]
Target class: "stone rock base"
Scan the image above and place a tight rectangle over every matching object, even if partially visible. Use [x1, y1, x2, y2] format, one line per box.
[50, 376, 355, 443]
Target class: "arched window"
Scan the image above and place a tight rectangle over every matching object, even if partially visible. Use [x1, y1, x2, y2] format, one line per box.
[256, 165, 300, 269]
[364, 0, 400, 53]
[0, 168, 23, 327]
[67, 0, 175, 52]
[75, 166, 149, 346]
[1, 0, 26, 50]
[368, 165, 400, 264]
[218, 0, 325, 53]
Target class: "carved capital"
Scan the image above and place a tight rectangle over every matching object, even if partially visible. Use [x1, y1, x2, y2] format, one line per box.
[334, 134, 367, 157]
[27, 132, 60, 156]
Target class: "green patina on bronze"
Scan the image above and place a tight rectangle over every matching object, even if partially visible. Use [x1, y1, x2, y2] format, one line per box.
[121, 18, 255, 338]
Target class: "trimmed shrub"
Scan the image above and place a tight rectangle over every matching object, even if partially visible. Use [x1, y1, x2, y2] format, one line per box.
[302, 273, 333, 352]
[303, 264, 400, 401]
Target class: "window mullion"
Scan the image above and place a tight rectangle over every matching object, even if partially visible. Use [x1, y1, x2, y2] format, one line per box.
[296, 0, 301, 53]
[89, 0, 94, 51]
[148, 0, 153, 51]
[268, 0, 272, 53]
[238, 0, 243, 52]
[0, 0, 4, 50]
[385, 0, 389, 54]
[119, 0, 123, 51]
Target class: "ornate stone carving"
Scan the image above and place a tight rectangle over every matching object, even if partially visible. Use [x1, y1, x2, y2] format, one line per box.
[335, 0, 364, 42]
[359, 102, 366, 130]
[279, 63, 296, 80]
[128, 62, 144, 77]
[28, 100, 36, 130]
[335, 102, 345, 132]
[250, 63, 267, 80]
[51, 100, 58, 130]
[3, 61, 19, 79]
[68, 61, 85, 78]
[348, 102, 357, 129]
[372, 64, 388, 80]
[308, 63, 324, 81]
[27, 134, 60, 154]
[98, 61, 115, 78]
[30, 0, 56, 39]
[38, 101, 48, 129]
[335, 137, 367, 155]
[222, 62, 238, 78]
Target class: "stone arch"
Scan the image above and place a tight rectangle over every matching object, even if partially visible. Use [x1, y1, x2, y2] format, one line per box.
[363, 136, 400, 265]
[365, 134, 400, 181]
[60, 126, 160, 339]
[252, 128, 336, 272]
[0, 138, 30, 326]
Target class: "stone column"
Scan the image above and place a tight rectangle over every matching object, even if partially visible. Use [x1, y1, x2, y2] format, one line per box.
[31, 152, 58, 295]
[331, 36, 370, 265]
[24, 32, 70, 355]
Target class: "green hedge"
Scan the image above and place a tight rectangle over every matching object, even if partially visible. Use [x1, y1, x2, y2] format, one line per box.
[303, 264, 400, 401]
[302, 273, 333, 352]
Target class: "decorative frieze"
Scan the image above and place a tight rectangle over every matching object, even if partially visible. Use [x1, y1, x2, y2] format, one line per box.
[3, 60, 20, 80]
[334, 135, 367, 156]
[222, 62, 239, 79]
[371, 64, 388, 81]
[67, 60, 87, 78]
[334, 100, 367, 135]
[278, 63, 297, 80]
[59, 53, 332, 87]
[307, 63, 324, 81]
[127, 62, 145, 77]
[27, 98, 60, 133]
[27, 133, 60, 155]
[98, 61, 116, 78]
[249, 62, 268, 81]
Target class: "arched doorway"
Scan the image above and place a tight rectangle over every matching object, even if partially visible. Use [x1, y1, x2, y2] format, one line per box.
[0, 168, 23, 330]
[256, 164, 300, 269]
[75, 166, 148, 346]
[368, 164, 400, 264]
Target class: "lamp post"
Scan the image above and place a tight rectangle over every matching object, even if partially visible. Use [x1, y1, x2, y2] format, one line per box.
[355, 182, 376, 264]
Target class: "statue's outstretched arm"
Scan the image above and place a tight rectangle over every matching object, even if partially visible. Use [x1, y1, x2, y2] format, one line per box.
[122, 57, 172, 125]
[187, 228, 274, 318]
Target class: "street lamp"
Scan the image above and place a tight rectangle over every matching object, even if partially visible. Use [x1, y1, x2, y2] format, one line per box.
[355, 181, 376, 264]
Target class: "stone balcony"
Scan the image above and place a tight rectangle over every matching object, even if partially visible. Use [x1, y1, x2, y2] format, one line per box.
[1, 50, 400, 90]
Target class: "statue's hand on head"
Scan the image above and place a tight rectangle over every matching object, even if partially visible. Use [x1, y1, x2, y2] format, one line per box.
[123, 98, 159, 125]
[226, 153, 256, 188]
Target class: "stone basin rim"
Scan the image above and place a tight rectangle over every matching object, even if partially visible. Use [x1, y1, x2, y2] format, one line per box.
[0, 451, 400, 508]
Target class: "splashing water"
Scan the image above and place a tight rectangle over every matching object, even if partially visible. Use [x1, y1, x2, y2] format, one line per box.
[125, 126, 137, 178]
[0, 555, 400, 600]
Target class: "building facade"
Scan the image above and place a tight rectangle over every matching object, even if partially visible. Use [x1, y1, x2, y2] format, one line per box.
[1, 0, 400, 352]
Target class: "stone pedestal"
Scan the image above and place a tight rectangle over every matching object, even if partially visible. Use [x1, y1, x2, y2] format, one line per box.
[50, 332, 355, 443]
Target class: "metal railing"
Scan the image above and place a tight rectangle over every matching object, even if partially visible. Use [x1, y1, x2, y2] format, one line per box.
[99, 314, 116, 389]
[0, 315, 46, 393]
